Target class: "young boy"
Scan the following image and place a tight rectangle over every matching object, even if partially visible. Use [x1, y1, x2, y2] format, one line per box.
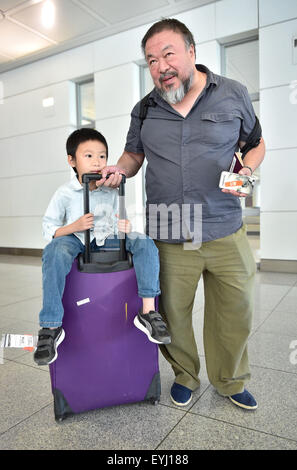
[34, 128, 171, 366]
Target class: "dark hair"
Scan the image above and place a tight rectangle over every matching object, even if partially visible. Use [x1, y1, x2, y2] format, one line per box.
[66, 128, 108, 174]
[141, 18, 196, 58]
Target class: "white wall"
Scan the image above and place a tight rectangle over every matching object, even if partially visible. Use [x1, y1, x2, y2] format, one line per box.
[0, 79, 76, 248]
[259, 0, 297, 262]
[3, 0, 295, 264]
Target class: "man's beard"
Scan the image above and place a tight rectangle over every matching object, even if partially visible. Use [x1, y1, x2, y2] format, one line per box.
[155, 69, 194, 105]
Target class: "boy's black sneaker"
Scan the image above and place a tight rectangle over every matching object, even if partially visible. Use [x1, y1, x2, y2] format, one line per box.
[34, 327, 65, 366]
[133, 310, 171, 345]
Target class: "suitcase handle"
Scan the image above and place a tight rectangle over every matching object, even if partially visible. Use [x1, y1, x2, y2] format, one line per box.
[81, 173, 127, 264]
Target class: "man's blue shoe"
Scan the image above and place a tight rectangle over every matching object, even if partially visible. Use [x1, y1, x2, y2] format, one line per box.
[170, 383, 192, 406]
[229, 389, 258, 410]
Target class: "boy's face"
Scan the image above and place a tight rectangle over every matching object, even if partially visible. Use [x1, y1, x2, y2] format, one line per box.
[68, 139, 107, 183]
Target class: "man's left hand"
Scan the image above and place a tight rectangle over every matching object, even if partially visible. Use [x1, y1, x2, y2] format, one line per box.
[221, 167, 252, 197]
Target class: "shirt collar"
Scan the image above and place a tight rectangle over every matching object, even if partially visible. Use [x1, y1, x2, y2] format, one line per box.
[150, 63, 217, 104]
[69, 176, 83, 191]
[195, 63, 218, 87]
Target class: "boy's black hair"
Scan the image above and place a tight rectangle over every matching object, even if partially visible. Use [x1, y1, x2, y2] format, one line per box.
[66, 128, 108, 174]
[141, 18, 196, 58]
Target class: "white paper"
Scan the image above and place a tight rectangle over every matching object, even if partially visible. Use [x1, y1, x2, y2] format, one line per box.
[76, 297, 90, 306]
[0, 334, 37, 348]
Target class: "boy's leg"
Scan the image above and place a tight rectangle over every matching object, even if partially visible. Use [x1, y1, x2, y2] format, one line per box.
[125, 233, 160, 299]
[126, 233, 171, 344]
[39, 235, 84, 327]
[35, 235, 84, 365]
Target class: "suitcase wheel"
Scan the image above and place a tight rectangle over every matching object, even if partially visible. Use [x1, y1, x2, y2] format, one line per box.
[55, 416, 65, 423]
[150, 398, 160, 405]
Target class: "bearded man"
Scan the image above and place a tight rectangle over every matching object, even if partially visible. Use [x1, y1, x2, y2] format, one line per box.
[99, 18, 265, 410]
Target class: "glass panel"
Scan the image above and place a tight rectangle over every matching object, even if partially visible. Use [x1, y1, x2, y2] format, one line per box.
[140, 66, 153, 204]
[252, 100, 259, 117]
[224, 40, 259, 96]
[143, 66, 154, 95]
[224, 40, 261, 237]
[78, 81, 95, 127]
[224, 40, 260, 230]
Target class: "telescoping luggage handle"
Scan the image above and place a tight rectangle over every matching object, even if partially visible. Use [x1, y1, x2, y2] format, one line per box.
[78, 173, 133, 273]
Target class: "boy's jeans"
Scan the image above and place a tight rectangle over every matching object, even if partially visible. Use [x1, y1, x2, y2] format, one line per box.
[39, 233, 160, 328]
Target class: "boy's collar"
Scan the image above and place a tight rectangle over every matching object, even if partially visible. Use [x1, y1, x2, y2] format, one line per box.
[69, 176, 83, 191]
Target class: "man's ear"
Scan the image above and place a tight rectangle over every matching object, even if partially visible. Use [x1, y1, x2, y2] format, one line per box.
[188, 43, 195, 62]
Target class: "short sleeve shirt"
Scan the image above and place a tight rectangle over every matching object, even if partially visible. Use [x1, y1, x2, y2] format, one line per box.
[125, 64, 256, 243]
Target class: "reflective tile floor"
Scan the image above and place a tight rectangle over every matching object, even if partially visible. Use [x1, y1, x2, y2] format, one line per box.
[0, 248, 296, 451]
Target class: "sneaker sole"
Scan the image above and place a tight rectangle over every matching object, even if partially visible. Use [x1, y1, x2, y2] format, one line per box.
[35, 329, 65, 366]
[170, 393, 193, 407]
[133, 316, 170, 345]
[229, 396, 258, 410]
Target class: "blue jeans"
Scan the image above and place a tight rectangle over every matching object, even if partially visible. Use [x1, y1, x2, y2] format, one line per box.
[39, 233, 160, 327]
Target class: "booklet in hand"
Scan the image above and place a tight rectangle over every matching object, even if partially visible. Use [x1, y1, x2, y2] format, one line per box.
[229, 152, 244, 173]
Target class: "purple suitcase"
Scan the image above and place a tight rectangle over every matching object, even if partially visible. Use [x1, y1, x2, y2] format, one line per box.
[49, 174, 160, 422]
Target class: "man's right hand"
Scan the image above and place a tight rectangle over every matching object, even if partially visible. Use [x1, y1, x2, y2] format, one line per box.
[96, 166, 126, 188]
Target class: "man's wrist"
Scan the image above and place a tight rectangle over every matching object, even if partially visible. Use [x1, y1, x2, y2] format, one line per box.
[241, 165, 253, 175]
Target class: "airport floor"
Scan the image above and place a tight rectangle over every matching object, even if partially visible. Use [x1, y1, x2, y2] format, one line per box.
[0, 239, 297, 451]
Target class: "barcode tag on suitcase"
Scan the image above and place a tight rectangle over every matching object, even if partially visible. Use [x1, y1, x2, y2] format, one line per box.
[0, 334, 37, 349]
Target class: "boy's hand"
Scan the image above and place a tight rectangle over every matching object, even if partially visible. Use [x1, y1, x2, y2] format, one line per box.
[74, 213, 94, 232]
[116, 215, 131, 234]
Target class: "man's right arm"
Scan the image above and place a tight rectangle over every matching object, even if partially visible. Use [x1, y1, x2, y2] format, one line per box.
[117, 151, 145, 177]
[98, 150, 145, 187]
[99, 98, 146, 187]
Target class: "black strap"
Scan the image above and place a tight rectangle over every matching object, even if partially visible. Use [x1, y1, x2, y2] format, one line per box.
[240, 116, 262, 158]
[139, 91, 156, 129]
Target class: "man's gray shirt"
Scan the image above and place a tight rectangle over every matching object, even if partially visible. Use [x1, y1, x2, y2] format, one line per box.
[125, 64, 256, 243]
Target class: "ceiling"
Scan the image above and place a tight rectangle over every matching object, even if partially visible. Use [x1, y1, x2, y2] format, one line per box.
[0, 0, 217, 73]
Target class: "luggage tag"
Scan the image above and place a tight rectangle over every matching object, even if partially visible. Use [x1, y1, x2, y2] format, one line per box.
[221, 151, 257, 195]
[0, 333, 37, 351]
[219, 171, 257, 195]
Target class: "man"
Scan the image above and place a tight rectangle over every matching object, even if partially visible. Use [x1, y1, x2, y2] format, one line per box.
[99, 19, 265, 409]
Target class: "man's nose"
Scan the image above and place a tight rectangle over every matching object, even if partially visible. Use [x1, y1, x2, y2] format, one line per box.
[158, 57, 170, 74]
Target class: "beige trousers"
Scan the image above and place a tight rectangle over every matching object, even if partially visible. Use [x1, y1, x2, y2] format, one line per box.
[155, 224, 256, 396]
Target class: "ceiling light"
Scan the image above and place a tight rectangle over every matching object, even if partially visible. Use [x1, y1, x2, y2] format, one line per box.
[42, 97, 54, 107]
[41, 1, 55, 29]
[0, 10, 5, 21]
